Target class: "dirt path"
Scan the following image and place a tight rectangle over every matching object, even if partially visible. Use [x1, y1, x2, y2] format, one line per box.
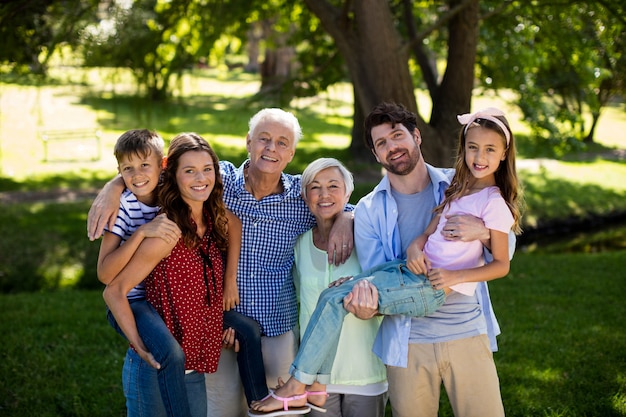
[0, 189, 99, 205]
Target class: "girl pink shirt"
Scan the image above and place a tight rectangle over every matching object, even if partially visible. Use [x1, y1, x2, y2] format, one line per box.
[424, 186, 514, 296]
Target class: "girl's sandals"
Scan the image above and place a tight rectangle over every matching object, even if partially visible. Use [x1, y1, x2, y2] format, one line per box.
[247, 390, 311, 417]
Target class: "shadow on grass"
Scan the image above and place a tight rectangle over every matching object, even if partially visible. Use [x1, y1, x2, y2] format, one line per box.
[0, 200, 99, 293]
[79, 93, 351, 145]
[521, 166, 626, 233]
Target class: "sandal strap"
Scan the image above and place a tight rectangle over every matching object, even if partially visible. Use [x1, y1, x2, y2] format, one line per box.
[270, 390, 308, 411]
[305, 391, 328, 396]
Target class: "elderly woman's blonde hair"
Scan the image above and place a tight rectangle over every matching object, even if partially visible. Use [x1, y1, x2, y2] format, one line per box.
[301, 158, 354, 199]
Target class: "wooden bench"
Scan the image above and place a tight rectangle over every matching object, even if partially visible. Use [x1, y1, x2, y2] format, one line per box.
[40, 128, 102, 162]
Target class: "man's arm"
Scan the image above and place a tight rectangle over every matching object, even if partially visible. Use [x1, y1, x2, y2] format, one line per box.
[87, 175, 125, 241]
[427, 229, 511, 291]
[443, 214, 515, 260]
[327, 211, 354, 266]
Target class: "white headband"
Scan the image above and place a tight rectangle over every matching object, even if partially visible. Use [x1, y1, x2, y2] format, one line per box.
[457, 107, 510, 145]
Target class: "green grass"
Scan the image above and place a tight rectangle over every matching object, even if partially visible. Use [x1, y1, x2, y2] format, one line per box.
[492, 251, 626, 417]
[0, 290, 126, 416]
[1, 252, 624, 416]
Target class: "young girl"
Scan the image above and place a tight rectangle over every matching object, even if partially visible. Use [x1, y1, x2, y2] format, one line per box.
[249, 107, 523, 416]
[103, 133, 241, 416]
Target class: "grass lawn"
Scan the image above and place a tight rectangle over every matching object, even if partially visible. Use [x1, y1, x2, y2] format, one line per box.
[1, 251, 624, 416]
[1, 67, 625, 416]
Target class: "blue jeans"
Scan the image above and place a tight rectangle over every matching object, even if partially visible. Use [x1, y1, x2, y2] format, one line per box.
[291, 259, 446, 385]
[223, 309, 268, 404]
[108, 299, 191, 417]
[123, 348, 207, 417]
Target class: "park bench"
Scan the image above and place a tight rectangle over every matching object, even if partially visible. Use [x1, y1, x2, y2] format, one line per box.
[40, 128, 102, 162]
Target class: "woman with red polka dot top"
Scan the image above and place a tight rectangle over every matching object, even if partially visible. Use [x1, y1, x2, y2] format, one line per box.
[104, 132, 241, 416]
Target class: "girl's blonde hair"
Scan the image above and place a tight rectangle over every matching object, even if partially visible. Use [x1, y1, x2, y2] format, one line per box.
[436, 114, 524, 234]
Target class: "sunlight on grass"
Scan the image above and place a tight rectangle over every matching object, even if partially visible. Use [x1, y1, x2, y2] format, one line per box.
[529, 367, 562, 383]
[613, 373, 626, 414]
[40, 241, 84, 289]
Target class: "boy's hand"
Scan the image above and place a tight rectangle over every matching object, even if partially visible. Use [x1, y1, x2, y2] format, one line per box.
[221, 328, 240, 352]
[139, 214, 181, 245]
[134, 346, 161, 370]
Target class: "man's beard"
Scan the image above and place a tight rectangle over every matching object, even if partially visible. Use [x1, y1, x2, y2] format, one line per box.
[381, 147, 420, 176]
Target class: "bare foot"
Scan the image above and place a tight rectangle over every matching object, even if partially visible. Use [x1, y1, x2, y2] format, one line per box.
[305, 381, 328, 409]
[250, 377, 307, 412]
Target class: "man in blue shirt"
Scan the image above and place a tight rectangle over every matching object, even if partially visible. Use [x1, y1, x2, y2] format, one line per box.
[345, 102, 510, 417]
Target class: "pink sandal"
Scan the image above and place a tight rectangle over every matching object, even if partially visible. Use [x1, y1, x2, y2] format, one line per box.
[247, 390, 311, 417]
[306, 390, 329, 413]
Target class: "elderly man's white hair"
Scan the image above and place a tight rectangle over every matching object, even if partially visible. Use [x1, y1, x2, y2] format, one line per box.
[248, 108, 303, 146]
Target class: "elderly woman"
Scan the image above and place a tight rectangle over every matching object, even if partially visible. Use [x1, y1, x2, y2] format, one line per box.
[291, 158, 387, 417]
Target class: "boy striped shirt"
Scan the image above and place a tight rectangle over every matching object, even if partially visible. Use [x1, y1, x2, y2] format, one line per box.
[107, 188, 159, 300]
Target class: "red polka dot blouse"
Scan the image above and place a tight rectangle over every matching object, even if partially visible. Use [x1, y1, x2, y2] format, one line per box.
[145, 214, 225, 373]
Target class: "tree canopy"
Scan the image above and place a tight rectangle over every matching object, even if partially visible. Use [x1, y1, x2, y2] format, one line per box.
[2, 0, 623, 165]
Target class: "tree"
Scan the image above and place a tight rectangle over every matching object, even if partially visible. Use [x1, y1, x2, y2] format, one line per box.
[82, 0, 253, 100]
[300, 0, 481, 166]
[0, 0, 99, 75]
[477, 1, 626, 150]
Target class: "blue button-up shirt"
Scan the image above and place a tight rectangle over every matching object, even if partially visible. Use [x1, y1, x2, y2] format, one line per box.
[220, 160, 315, 337]
[354, 164, 505, 367]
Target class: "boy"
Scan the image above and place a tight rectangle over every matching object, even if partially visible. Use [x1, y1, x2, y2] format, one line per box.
[96, 129, 190, 416]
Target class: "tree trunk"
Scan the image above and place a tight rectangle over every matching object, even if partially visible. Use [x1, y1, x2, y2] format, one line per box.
[584, 112, 599, 144]
[304, 0, 418, 163]
[428, 0, 480, 167]
[305, 0, 480, 167]
[258, 19, 297, 106]
[349, 85, 377, 162]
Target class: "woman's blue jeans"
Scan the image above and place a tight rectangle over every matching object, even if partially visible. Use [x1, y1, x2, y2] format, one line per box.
[122, 348, 207, 417]
[107, 299, 191, 417]
[223, 309, 269, 404]
[291, 259, 445, 385]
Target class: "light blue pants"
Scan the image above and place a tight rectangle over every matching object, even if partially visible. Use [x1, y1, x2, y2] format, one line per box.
[290, 259, 445, 385]
[108, 299, 190, 417]
[122, 348, 207, 417]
